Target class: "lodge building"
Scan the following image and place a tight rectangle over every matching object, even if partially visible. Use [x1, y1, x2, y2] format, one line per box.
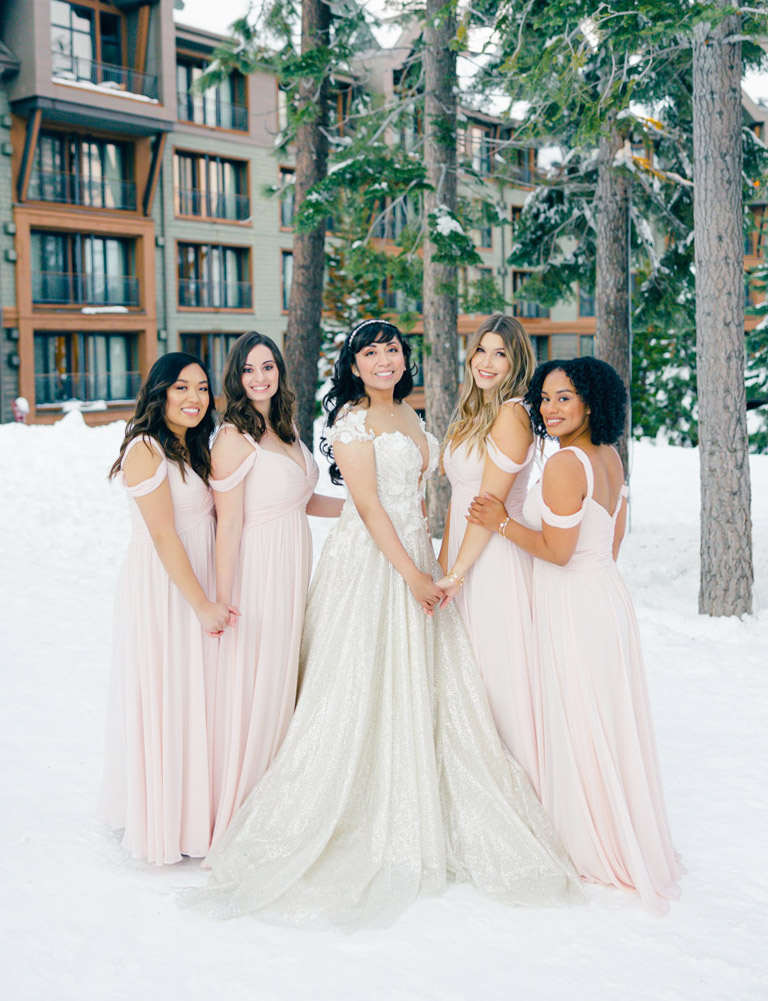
[3, 0, 706, 425]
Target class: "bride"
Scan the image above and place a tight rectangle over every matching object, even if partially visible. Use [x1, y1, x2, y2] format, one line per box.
[184, 319, 584, 929]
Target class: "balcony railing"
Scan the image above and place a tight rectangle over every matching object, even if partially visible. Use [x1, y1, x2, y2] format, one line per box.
[513, 299, 549, 320]
[178, 279, 253, 309]
[176, 187, 251, 221]
[28, 169, 136, 211]
[51, 51, 158, 100]
[177, 90, 248, 131]
[35, 369, 142, 406]
[32, 271, 140, 307]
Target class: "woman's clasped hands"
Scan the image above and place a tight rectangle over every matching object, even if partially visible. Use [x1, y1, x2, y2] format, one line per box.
[198, 600, 241, 637]
[406, 568, 448, 617]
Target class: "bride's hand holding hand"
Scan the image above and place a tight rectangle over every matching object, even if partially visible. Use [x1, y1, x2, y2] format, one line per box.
[434, 572, 463, 606]
[406, 569, 446, 617]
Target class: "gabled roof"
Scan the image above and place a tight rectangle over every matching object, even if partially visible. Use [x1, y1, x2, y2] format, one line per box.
[0, 39, 20, 80]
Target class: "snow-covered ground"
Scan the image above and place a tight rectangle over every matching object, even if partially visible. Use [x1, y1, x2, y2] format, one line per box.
[1, 414, 766, 1001]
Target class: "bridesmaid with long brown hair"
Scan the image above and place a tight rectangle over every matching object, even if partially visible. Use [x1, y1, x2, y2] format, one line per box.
[208, 331, 342, 847]
[100, 352, 236, 864]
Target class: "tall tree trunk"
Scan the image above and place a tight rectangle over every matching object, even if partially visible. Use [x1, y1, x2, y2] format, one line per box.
[284, 0, 331, 449]
[594, 122, 631, 470]
[692, 14, 753, 616]
[423, 0, 458, 535]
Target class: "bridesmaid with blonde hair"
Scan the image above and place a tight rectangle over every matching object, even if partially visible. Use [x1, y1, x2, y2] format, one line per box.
[437, 314, 540, 789]
[208, 331, 342, 847]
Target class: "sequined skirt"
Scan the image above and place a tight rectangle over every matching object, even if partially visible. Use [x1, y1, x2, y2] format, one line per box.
[182, 506, 584, 928]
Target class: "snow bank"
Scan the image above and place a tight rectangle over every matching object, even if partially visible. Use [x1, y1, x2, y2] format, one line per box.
[0, 419, 766, 1001]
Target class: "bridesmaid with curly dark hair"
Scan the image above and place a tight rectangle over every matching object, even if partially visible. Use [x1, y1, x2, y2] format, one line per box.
[469, 357, 682, 913]
[101, 352, 237, 864]
[208, 331, 342, 847]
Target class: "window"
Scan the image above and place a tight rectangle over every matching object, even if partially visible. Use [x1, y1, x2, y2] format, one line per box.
[460, 124, 493, 176]
[509, 147, 535, 185]
[510, 205, 522, 234]
[578, 284, 596, 318]
[282, 251, 293, 312]
[550, 333, 580, 358]
[173, 152, 249, 221]
[31, 230, 137, 305]
[177, 243, 252, 309]
[476, 265, 493, 283]
[371, 198, 409, 241]
[279, 168, 295, 228]
[177, 58, 248, 131]
[379, 278, 400, 312]
[34, 330, 138, 405]
[529, 334, 593, 363]
[180, 333, 240, 394]
[50, 1, 155, 97]
[30, 131, 134, 210]
[277, 83, 289, 132]
[474, 201, 492, 250]
[531, 335, 549, 363]
[512, 271, 548, 319]
[332, 82, 354, 136]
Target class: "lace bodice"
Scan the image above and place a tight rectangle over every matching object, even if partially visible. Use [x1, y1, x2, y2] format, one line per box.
[325, 406, 439, 548]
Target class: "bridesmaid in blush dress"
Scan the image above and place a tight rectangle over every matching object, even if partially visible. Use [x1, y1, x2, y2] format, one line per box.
[100, 353, 237, 864]
[208, 332, 343, 848]
[469, 357, 682, 913]
[437, 315, 540, 790]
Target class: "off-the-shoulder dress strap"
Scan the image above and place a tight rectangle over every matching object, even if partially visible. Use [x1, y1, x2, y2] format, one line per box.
[487, 437, 535, 474]
[613, 483, 629, 520]
[210, 424, 260, 493]
[537, 446, 592, 529]
[325, 405, 375, 446]
[121, 436, 168, 497]
[486, 398, 535, 473]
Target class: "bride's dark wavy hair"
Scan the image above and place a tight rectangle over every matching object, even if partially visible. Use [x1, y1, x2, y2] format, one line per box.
[320, 319, 416, 484]
[220, 331, 296, 444]
[109, 352, 215, 482]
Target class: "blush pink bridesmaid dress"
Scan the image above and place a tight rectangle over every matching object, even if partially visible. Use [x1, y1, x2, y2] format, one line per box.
[100, 436, 217, 863]
[443, 399, 540, 791]
[523, 446, 682, 912]
[208, 429, 319, 848]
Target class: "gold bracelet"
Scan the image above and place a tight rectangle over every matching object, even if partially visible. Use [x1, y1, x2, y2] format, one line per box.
[446, 570, 465, 589]
[498, 516, 510, 540]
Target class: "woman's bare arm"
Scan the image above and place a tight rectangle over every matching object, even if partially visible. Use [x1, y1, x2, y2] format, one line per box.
[125, 441, 235, 633]
[468, 450, 585, 567]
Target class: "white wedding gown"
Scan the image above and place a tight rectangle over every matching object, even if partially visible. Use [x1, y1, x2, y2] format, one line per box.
[184, 408, 584, 928]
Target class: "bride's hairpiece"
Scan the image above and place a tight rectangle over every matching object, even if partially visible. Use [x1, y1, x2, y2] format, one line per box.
[347, 318, 399, 347]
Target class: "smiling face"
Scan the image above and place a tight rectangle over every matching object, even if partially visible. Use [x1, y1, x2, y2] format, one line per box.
[540, 369, 591, 440]
[241, 344, 279, 411]
[164, 363, 210, 438]
[469, 332, 512, 397]
[352, 336, 406, 394]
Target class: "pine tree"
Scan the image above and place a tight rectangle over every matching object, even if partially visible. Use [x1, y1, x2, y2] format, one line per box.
[195, 0, 368, 447]
[693, 9, 754, 616]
